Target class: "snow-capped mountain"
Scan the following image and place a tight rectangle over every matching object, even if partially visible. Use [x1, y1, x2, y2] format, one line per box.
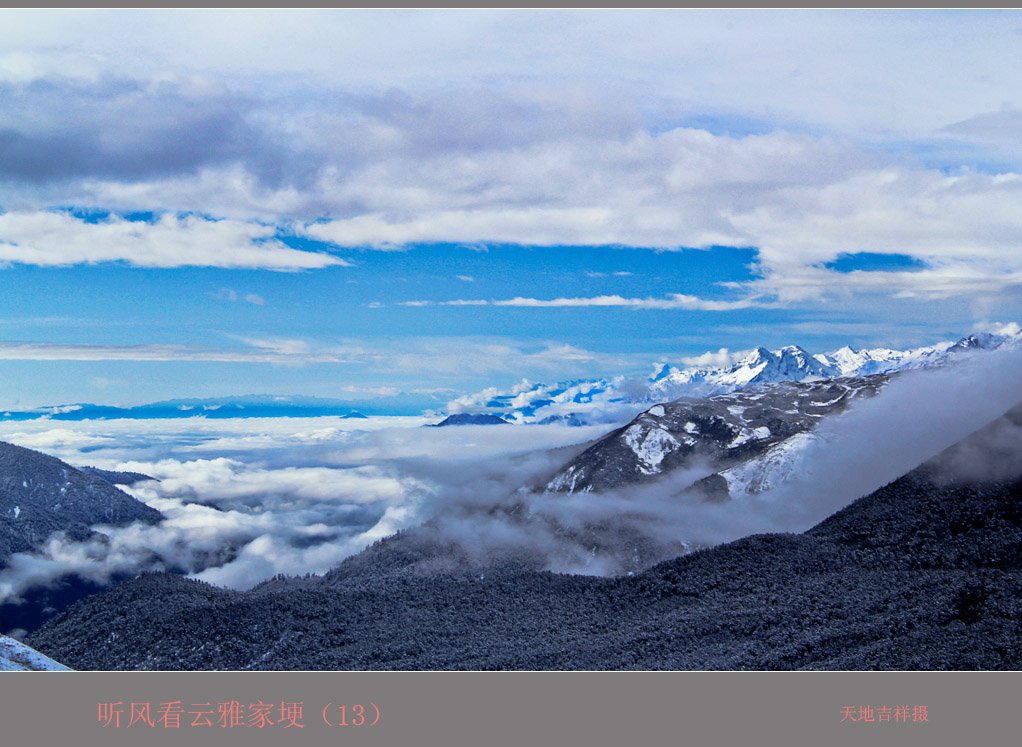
[545, 375, 889, 495]
[449, 330, 1021, 425]
[648, 344, 839, 400]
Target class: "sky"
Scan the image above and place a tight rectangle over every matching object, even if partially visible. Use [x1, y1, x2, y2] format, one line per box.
[1, 9, 1022, 409]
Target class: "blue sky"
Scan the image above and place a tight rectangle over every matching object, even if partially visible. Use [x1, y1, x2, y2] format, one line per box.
[0, 10, 1020, 409]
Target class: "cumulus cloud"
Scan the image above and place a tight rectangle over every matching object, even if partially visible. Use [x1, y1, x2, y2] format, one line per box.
[0, 11, 1017, 319]
[730, 168, 1022, 302]
[678, 347, 749, 368]
[982, 321, 1022, 337]
[294, 128, 856, 248]
[0, 211, 347, 270]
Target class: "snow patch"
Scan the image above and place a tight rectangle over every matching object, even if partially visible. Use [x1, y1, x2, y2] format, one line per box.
[722, 431, 818, 498]
[624, 425, 681, 475]
[727, 426, 771, 449]
[0, 635, 71, 671]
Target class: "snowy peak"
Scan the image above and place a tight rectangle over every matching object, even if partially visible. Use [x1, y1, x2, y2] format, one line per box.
[545, 375, 889, 495]
[749, 345, 837, 381]
[447, 328, 1022, 425]
[950, 333, 1001, 352]
[654, 343, 839, 397]
[741, 346, 773, 367]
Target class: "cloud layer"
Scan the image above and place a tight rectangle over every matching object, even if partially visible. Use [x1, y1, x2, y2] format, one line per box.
[0, 415, 606, 598]
[0, 212, 344, 270]
[0, 11, 1018, 314]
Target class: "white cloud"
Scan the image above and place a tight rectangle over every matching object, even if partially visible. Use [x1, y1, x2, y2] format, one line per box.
[2, 10, 1019, 139]
[679, 347, 749, 368]
[0, 340, 347, 364]
[0, 335, 635, 381]
[983, 321, 1022, 337]
[335, 385, 403, 397]
[123, 457, 417, 506]
[0, 414, 603, 594]
[211, 288, 240, 301]
[294, 128, 853, 252]
[726, 168, 1022, 301]
[386, 293, 761, 311]
[211, 288, 266, 305]
[492, 294, 761, 311]
[0, 211, 347, 270]
[0, 11, 1016, 316]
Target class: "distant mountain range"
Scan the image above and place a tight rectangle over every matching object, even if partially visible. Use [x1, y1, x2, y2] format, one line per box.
[0, 395, 379, 422]
[451, 330, 1022, 425]
[3, 331, 1018, 425]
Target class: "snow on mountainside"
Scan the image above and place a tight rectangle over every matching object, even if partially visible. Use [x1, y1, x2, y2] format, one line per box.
[0, 634, 70, 671]
[448, 330, 1021, 426]
[717, 431, 821, 499]
[545, 375, 888, 495]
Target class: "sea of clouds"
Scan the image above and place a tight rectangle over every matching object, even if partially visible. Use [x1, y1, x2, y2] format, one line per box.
[0, 415, 609, 597]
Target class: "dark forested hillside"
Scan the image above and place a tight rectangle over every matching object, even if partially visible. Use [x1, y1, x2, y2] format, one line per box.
[0, 441, 162, 563]
[27, 407, 1022, 671]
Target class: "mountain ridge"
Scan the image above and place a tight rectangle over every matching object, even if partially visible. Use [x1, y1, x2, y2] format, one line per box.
[0, 440, 163, 565]
[450, 330, 1021, 425]
[27, 401, 1022, 670]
